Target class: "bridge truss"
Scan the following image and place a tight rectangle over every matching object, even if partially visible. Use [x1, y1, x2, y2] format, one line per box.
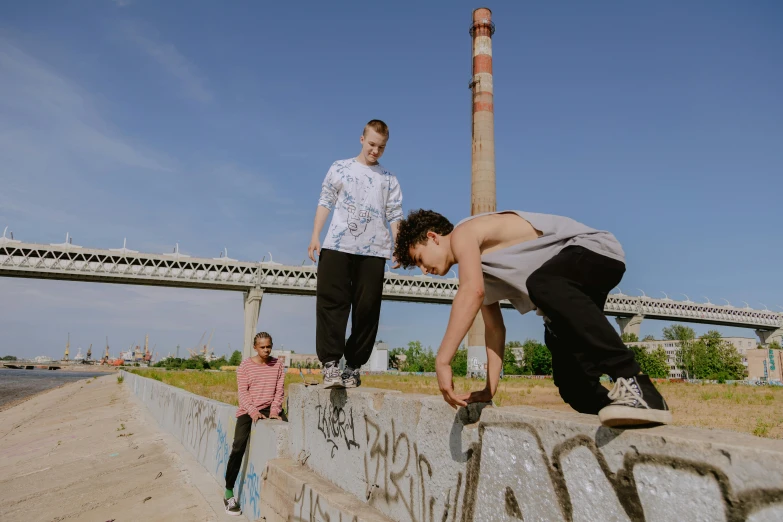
[1, 241, 781, 332]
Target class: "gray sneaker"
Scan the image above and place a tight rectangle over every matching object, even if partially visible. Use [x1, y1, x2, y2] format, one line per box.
[322, 361, 344, 389]
[342, 366, 361, 388]
[224, 496, 242, 516]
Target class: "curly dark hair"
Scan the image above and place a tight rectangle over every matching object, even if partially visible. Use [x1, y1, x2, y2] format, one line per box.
[394, 209, 454, 268]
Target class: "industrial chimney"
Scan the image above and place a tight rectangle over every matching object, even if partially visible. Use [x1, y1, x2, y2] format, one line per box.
[467, 8, 496, 376]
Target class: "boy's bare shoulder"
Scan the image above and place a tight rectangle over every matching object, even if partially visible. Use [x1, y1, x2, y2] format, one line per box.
[452, 218, 484, 241]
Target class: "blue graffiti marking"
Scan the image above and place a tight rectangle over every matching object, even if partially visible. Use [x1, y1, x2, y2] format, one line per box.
[215, 420, 230, 475]
[242, 462, 261, 520]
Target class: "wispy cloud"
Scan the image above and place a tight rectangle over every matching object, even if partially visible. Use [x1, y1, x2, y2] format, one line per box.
[0, 38, 176, 231]
[122, 22, 212, 103]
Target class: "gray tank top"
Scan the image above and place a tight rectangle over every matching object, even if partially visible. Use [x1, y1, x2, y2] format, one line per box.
[456, 211, 625, 315]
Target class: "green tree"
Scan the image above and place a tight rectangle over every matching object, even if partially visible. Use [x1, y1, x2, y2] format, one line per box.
[502, 345, 521, 375]
[451, 348, 468, 377]
[228, 350, 243, 366]
[391, 341, 437, 373]
[503, 341, 524, 376]
[389, 347, 405, 370]
[621, 332, 639, 343]
[642, 334, 656, 342]
[516, 339, 539, 374]
[646, 348, 670, 378]
[530, 343, 552, 375]
[1, 355, 18, 361]
[662, 324, 696, 341]
[418, 348, 436, 373]
[663, 324, 696, 377]
[210, 356, 228, 370]
[629, 346, 669, 378]
[680, 330, 746, 380]
[769, 341, 782, 350]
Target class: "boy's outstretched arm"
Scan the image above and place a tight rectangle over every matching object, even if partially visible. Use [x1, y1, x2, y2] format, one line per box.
[390, 221, 401, 268]
[435, 227, 485, 409]
[386, 178, 403, 268]
[460, 302, 505, 405]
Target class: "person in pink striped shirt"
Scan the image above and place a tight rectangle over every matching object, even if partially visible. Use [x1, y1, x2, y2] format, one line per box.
[223, 331, 285, 516]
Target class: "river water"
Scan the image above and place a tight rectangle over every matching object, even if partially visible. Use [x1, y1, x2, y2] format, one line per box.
[0, 368, 114, 411]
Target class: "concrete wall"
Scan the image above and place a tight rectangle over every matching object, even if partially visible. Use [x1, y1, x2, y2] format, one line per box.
[123, 372, 783, 522]
[287, 384, 783, 522]
[121, 371, 288, 521]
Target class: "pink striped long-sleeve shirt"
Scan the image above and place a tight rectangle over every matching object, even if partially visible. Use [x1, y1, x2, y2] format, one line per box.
[235, 357, 285, 418]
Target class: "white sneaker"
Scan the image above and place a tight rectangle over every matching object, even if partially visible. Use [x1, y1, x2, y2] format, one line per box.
[322, 362, 344, 389]
[224, 496, 242, 516]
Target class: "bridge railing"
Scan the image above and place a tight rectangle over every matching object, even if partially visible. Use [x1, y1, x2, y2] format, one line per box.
[2, 242, 781, 328]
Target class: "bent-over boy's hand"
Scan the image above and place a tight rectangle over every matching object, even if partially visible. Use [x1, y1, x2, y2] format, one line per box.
[436, 360, 467, 409]
[269, 413, 282, 420]
[459, 387, 493, 405]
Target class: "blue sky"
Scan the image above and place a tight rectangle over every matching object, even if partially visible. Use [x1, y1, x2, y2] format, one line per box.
[1, 1, 781, 360]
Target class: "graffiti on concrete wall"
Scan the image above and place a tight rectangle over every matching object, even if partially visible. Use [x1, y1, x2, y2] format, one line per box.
[363, 416, 476, 522]
[182, 397, 218, 461]
[215, 419, 230, 476]
[315, 394, 360, 458]
[293, 483, 359, 522]
[242, 462, 261, 520]
[474, 421, 783, 522]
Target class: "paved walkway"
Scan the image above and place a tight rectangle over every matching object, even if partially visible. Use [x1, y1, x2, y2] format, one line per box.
[0, 374, 220, 521]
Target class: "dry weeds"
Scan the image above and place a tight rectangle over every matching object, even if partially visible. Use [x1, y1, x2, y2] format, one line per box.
[130, 370, 783, 439]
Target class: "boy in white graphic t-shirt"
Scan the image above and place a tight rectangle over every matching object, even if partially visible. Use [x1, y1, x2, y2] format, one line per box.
[307, 120, 403, 389]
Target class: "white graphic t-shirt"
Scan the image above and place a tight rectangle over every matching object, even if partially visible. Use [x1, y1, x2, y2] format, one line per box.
[318, 158, 403, 259]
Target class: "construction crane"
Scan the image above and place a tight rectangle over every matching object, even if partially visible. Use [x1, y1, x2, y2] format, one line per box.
[188, 331, 207, 359]
[204, 328, 215, 358]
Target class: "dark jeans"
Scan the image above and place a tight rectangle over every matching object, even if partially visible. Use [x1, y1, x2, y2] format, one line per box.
[316, 248, 385, 367]
[225, 407, 288, 490]
[527, 246, 640, 414]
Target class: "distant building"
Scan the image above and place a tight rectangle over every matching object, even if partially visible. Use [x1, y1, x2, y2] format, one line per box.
[289, 353, 321, 369]
[626, 336, 757, 379]
[270, 350, 293, 367]
[746, 348, 783, 382]
[361, 341, 389, 372]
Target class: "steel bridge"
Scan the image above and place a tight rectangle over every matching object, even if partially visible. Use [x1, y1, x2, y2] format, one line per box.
[2, 237, 781, 354]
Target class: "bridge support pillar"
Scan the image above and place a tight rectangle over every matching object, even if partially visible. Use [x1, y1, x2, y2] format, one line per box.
[243, 287, 265, 359]
[616, 314, 644, 339]
[756, 328, 783, 347]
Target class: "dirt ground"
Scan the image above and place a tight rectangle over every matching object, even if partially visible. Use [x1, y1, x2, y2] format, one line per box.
[0, 375, 218, 522]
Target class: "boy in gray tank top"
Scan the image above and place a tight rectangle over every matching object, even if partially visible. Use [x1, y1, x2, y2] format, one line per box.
[393, 209, 671, 428]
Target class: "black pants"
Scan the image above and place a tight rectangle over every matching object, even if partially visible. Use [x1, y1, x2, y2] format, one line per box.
[225, 407, 288, 490]
[316, 248, 385, 367]
[527, 246, 640, 415]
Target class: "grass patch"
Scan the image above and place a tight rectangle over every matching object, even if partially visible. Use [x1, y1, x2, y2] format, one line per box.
[116, 374, 124, 384]
[129, 369, 783, 439]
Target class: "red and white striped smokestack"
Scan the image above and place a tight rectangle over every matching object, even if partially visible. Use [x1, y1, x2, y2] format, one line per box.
[467, 8, 496, 369]
[470, 7, 496, 216]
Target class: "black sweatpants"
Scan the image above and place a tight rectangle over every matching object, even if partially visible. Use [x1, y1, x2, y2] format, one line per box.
[527, 245, 640, 415]
[225, 407, 289, 490]
[316, 248, 385, 368]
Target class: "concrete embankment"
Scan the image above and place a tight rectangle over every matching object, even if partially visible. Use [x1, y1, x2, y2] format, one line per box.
[124, 372, 783, 521]
[0, 374, 216, 521]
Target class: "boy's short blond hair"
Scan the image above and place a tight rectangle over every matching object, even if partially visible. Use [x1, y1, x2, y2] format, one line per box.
[363, 119, 389, 139]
